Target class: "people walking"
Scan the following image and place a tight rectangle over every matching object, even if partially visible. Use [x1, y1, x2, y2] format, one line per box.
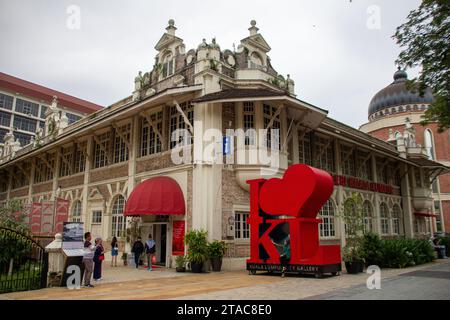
[145, 234, 156, 271]
[93, 238, 105, 281]
[110, 236, 119, 267]
[131, 237, 144, 269]
[82, 232, 96, 288]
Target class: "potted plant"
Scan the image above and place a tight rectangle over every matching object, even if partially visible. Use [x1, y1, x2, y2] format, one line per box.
[121, 252, 128, 266]
[175, 255, 187, 272]
[207, 240, 228, 272]
[343, 242, 365, 274]
[184, 229, 208, 273]
[341, 193, 367, 274]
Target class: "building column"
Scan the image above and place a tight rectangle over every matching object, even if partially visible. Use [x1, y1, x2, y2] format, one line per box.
[401, 164, 414, 238]
[6, 167, 13, 202]
[82, 136, 93, 225]
[192, 102, 222, 241]
[51, 149, 61, 201]
[292, 124, 299, 164]
[28, 159, 35, 204]
[371, 153, 382, 235]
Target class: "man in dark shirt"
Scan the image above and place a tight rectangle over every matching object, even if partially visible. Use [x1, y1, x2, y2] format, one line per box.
[131, 237, 144, 269]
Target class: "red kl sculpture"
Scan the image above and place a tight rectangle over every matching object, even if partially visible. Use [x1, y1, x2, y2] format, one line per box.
[246, 164, 342, 278]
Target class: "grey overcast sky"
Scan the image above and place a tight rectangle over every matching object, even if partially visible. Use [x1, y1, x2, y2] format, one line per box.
[0, 0, 421, 128]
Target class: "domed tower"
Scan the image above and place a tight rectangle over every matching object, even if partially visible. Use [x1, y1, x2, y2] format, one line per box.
[360, 68, 450, 234]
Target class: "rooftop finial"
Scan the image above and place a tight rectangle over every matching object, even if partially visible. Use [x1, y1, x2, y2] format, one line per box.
[249, 20, 259, 36]
[166, 19, 177, 36]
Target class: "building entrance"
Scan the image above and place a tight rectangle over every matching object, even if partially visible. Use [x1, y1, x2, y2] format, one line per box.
[140, 223, 169, 267]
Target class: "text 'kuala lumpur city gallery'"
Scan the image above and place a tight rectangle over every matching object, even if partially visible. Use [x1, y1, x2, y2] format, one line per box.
[0, 20, 449, 270]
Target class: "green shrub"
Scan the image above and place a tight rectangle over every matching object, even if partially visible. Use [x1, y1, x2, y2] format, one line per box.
[361, 234, 435, 269]
[184, 230, 209, 264]
[362, 233, 384, 266]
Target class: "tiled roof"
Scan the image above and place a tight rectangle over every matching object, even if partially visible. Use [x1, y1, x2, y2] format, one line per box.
[0, 72, 103, 114]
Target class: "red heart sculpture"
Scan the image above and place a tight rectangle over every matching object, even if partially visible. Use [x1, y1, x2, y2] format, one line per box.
[259, 165, 334, 218]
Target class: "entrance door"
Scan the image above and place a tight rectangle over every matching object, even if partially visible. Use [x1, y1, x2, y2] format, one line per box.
[141, 223, 168, 267]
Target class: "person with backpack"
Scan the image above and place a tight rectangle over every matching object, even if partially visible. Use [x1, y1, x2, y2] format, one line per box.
[145, 234, 156, 271]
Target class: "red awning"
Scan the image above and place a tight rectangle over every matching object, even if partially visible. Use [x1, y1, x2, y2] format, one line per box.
[124, 177, 185, 216]
[414, 212, 438, 218]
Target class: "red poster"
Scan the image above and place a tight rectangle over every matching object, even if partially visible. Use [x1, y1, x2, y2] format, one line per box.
[172, 220, 185, 256]
[40, 201, 55, 236]
[55, 198, 69, 234]
[30, 203, 42, 235]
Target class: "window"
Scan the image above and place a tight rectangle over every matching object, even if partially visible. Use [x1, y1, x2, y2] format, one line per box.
[72, 142, 86, 174]
[94, 131, 111, 168]
[169, 102, 194, 149]
[13, 131, 32, 146]
[380, 203, 390, 235]
[414, 168, 422, 187]
[34, 154, 56, 183]
[161, 52, 174, 78]
[113, 124, 130, 163]
[263, 104, 280, 150]
[141, 111, 163, 157]
[315, 136, 334, 172]
[243, 102, 256, 146]
[111, 196, 126, 238]
[0, 111, 11, 127]
[356, 151, 372, 181]
[298, 130, 312, 165]
[319, 200, 336, 238]
[59, 147, 73, 177]
[235, 212, 250, 239]
[376, 159, 388, 184]
[13, 115, 37, 132]
[92, 211, 102, 224]
[0, 129, 8, 143]
[392, 205, 402, 235]
[424, 129, 435, 160]
[71, 201, 82, 222]
[341, 144, 355, 176]
[249, 52, 264, 69]
[66, 113, 82, 125]
[40, 106, 47, 119]
[344, 198, 357, 237]
[12, 162, 29, 189]
[0, 93, 13, 110]
[15, 98, 39, 117]
[363, 201, 373, 233]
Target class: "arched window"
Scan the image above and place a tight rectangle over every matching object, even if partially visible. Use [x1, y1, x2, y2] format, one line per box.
[392, 205, 403, 235]
[161, 52, 174, 78]
[380, 203, 390, 235]
[319, 200, 335, 238]
[250, 52, 264, 69]
[363, 201, 373, 233]
[424, 129, 435, 160]
[344, 198, 357, 237]
[111, 195, 126, 238]
[71, 200, 82, 222]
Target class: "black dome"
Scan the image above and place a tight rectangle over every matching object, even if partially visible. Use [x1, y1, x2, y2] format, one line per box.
[368, 69, 433, 117]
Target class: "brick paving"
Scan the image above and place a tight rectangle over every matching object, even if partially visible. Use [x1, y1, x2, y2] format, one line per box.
[0, 260, 449, 300]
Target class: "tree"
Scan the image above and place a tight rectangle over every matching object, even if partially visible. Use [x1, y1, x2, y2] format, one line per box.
[0, 200, 31, 276]
[393, 0, 450, 132]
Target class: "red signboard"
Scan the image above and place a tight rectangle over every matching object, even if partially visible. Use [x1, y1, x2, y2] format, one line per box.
[27, 199, 69, 236]
[332, 174, 394, 195]
[30, 203, 42, 235]
[55, 199, 70, 234]
[172, 220, 185, 256]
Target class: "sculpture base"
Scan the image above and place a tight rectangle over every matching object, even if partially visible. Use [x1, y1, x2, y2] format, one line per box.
[247, 262, 341, 278]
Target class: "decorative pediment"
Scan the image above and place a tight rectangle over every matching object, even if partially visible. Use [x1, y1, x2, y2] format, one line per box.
[154, 33, 183, 51]
[241, 34, 271, 53]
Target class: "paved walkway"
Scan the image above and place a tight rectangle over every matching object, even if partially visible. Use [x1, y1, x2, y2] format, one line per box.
[1, 260, 449, 300]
